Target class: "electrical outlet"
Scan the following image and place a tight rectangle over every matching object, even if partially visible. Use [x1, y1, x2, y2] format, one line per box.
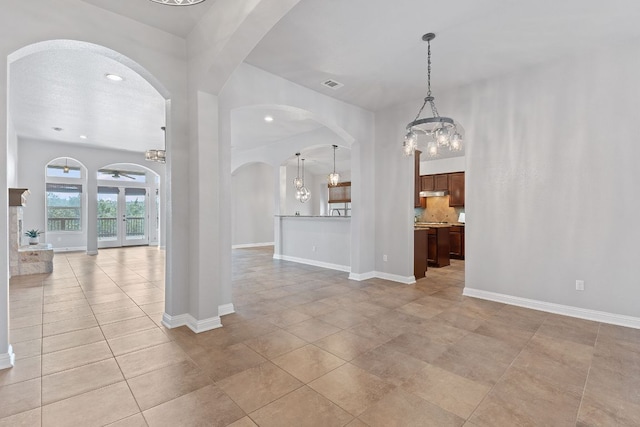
[576, 280, 584, 291]
[383, 254, 388, 262]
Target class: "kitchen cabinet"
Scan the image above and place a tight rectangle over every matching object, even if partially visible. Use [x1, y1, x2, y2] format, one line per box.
[421, 175, 434, 192]
[414, 151, 425, 208]
[449, 225, 465, 259]
[414, 229, 428, 279]
[434, 174, 449, 191]
[328, 182, 351, 203]
[427, 227, 451, 267]
[448, 172, 465, 207]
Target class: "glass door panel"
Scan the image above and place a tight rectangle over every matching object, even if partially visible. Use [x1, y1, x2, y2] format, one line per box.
[97, 186, 149, 248]
[98, 187, 120, 247]
[124, 188, 148, 245]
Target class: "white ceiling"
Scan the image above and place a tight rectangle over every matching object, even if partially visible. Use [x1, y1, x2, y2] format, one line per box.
[9, 0, 640, 161]
[80, 0, 216, 38]
[284, 145, 351, 177]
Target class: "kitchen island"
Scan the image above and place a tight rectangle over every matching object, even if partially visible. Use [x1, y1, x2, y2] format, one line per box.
[274, 215, 351, 272]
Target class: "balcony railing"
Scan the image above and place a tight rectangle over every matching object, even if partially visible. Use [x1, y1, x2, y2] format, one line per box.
[97, 217, 145, 239]
[47, 218, 81, 232]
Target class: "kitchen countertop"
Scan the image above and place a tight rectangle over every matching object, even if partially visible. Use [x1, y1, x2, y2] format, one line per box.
[414, 222, 464, 229]
[276, 215, 351, 218]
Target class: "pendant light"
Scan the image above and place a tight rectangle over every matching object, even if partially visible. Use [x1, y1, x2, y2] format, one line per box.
[293, 153, 303, 189]
[63, 158, 70, 174]
[328, 145, 340, 187]
[296, 158, 310, 203]
[403, 33, 464, 158]
[146, 126, 167, 163]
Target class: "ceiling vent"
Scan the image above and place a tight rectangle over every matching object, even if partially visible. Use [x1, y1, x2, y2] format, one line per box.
[322, 79, 344, 90]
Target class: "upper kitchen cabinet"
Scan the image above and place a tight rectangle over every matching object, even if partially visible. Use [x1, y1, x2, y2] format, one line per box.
[414, 151, 425, 208]
[328, 182, 351, 203]
[434, 174, 449, 191]
[448, 172, 465, 207]
[421, 175, 434, 192]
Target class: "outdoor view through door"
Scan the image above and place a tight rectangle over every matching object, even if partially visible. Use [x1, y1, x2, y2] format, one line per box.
[97, 168, 150, 247]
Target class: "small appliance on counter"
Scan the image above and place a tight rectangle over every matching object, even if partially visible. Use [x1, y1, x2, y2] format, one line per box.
[458, 213, 465, 223]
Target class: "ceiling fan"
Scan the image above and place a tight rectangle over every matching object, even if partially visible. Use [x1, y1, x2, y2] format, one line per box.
[101, 169, 136, 180]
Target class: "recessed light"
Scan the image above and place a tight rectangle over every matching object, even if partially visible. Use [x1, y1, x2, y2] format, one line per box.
[264, 116, 274, 122]
[79, 135, 88, 140]
[105, 73, 124, 82]
[52, 127, 63, 132]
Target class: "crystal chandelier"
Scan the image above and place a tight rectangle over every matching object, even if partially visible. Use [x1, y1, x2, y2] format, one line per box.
[403, 33, 463, 158]
[295, 158, 310, 203]
[149, 0, 206, 5]
[293, 153, 303, 189]
[328, 145, 340, 187]
[146, 126, 167, 164]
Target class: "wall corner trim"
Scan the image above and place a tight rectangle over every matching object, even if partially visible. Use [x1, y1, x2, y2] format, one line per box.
[162, 313, 223, 333]
[0, 345, 15, 370]
[274, 254, 350, 273]
[463, 288, 640, 330]
[349, 271, 376, 281]
[232, 242, 274, 249]
[219, 303, 235, 317]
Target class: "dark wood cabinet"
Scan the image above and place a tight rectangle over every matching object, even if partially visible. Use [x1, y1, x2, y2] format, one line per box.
[448, 172, 465, 207]
[427, 227, 451, 267]
[449, 225, 465, 259]
[328, 182, 351, 203]
[414, 229, 428, 279]
[420, 175, 434, 192]
[434, 174, 449, 191]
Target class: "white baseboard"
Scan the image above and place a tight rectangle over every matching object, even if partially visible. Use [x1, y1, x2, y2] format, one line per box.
[348, 271, 376, 281]
[463, 287, 640, 330]
[52, 247, 87, 253]
[273, 254, 350, 273]
[373, 271, 416, 285]
[162, 312, 222, 333]
[0, 345, 15, 370]
[218, 303, 235, 317]
[233, 242, 274, 249]
[86, 250, 98, 256]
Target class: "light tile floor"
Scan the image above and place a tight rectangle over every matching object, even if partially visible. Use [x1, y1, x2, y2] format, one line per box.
[2, 246, 640, 426]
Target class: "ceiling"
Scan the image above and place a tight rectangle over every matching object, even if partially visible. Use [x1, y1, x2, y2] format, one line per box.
[9, 0, 640, 162]
[284, 145, 351, 177]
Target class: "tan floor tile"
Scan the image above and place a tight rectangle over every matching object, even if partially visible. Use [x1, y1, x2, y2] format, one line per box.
[473, 318, 535, 348]
[42, 340, 112, 375]
[9, 314, 42, 330]
[309, 363, 395, 416]
[0, 378, 41, 419]
[116, 341, 187, 379]
[537, 314, 599, 346]
[9, 305, 42, 319]
[469, 367, 581, 427]
[402, 363, 490, 419]
[226, 417, 258, 427]
[90, 298, 138, 315]
[584, 364, 640, 405]
[359, 389, 464, 427]
[127, 360, 211, 411]
[218, 361, 302, 413]
[0, 407, 41, 427]
[96, 306, 146, 325]
[142, 384, 244, 427]
[244, 329, 307, 359]
[0, 356, 41, 386]
[397, 300, 453, 320]
[315, 330, 384, 361]
[272, 344, 346, 383]
[42, 315, 97, 337]
[43, 298, 89, 314]
[318, 308, 369, 329]
[139, 302, 165, 316]
[42, 305, 94, 324]
[108, 328, 171, 356]
[577, 392, 640, 427]
[101, 316, 157, 340]
[385, 332, 451, 363]
[105, 413, 148, 427]
[264, 309, 312, 328]
[42, 358, 124, 405]
[345, 419, 369, 427]
[11, 338, 41, 360]
[9, 326, 43, 345]
[42, 381, 139, 427]
[351, 344, 429, 386]
[250, 385, 353, 427]
[42, 326, 104, 353]
[190, 342, 266, 381]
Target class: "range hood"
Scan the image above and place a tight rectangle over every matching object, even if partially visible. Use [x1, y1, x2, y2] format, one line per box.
[419, 190, 448, 197]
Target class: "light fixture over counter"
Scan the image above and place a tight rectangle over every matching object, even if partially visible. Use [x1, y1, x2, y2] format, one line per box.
[328, 145, 340, 187]
[403, 33, 464, 159]
[294, 155, 310, 203]
[149, 0, 206, 5]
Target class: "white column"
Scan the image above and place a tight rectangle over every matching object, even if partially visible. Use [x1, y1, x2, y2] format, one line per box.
[86, 171, 98, 255]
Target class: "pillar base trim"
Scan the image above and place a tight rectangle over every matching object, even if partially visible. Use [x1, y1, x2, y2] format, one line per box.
[0, 345, 15, 370]
[218, 303, 235, 317]
[162, 313, 222, 334]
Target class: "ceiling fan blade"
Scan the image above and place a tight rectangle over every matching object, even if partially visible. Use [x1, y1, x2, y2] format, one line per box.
[119, 172, 136, 179]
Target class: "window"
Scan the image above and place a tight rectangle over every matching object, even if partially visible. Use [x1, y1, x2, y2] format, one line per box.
[46, 183, 82, 232]
[46, 165, 82, 179]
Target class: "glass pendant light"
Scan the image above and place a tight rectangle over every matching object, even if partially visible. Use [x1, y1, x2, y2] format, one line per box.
[296, 158, 310, 203]
[328, 145, 340, 187]
[293, 153, 303, 189]
[403, 32, 464, 158]
[146, 126, 167, 163]
[149, 0, 206, 5]
[63, 158, 70, 174]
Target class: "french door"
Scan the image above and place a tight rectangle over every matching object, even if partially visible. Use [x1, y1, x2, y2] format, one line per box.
[98, 186, 149, 248]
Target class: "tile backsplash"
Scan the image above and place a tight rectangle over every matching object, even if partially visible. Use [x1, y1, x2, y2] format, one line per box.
[415, 195, 464, 223]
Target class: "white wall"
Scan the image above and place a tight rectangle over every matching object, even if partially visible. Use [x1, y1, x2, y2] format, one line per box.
[449, 41, 640, 320]
[420, 156, 465, 175]
[231, 162, 274, 246]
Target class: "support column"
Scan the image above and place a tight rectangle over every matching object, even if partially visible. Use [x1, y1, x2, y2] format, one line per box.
[86, 171, 98, 255]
